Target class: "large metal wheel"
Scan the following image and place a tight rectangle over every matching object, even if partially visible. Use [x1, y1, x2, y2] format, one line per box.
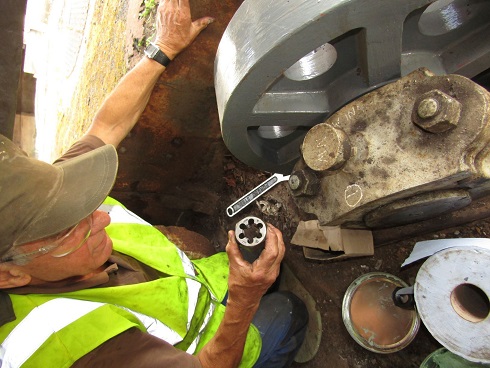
[215, 0, 490, 174]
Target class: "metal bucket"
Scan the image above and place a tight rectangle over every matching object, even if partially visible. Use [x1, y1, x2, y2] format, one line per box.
[342, 272, 420, 353]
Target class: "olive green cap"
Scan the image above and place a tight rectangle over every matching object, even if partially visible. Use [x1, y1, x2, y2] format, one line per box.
[0, 135, 118, 257]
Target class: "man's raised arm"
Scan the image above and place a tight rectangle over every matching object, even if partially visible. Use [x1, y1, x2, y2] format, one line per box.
[85, 0, 214, 147]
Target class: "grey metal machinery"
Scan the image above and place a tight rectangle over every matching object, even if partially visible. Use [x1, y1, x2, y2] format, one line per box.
[292, 68, 490, 228]
[215, 0, 490, 228]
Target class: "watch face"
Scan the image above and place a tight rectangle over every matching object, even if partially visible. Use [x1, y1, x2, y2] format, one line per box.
[144, 43, 170, 67]
[145, 44, 158, 58]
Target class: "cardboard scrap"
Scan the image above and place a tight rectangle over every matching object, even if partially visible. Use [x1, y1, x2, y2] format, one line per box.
[291, 220, 374, 262]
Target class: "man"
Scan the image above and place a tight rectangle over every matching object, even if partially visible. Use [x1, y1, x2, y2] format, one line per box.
[0, 0, 308, 367]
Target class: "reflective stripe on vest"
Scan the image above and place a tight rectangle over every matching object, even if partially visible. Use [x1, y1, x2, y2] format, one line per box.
[0, 298, 188, 368]
[98, 202, 214, 353]
[0, 204, 232, 367]
[100, 202, 203, 334]
[1, 299, 103, 367]
[99, 203, 197, 279]
[100, 202, 202, 322]
[187, 296, 216, 353]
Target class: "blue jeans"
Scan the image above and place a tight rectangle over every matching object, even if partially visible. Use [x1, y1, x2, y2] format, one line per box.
[252, 291, 309, 367]
[221, 290, 308, 367]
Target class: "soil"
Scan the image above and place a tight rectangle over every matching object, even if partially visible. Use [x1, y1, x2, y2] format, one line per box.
[212, 156, 490, 368]
[49, 0, 490, 367]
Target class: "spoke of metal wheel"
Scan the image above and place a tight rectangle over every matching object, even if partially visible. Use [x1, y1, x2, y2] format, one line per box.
[215, 0, 490, 174]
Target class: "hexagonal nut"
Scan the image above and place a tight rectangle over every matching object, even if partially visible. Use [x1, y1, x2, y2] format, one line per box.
[412, 89, 461, 133]
[288, 169, 320, 197]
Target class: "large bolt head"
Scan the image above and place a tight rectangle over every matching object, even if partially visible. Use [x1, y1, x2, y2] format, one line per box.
[412, 90, 461, 133]
[301, 123, 351, 172]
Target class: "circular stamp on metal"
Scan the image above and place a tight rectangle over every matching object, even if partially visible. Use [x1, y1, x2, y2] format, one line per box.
[345, 184, 363, 207]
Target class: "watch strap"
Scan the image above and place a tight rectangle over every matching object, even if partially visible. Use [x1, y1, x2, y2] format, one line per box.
[147, 43, 171, 67]
[153, 49, 171, 67]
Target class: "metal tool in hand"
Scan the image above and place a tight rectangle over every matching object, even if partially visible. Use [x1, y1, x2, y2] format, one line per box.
[226, 173, 290, 217]
[235, 216, 267, 263]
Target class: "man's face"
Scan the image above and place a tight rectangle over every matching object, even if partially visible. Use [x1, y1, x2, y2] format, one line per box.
[11, 210, 113, 283]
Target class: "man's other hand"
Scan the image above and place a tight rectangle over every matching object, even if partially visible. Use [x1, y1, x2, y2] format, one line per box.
[154, 0, 215, 60]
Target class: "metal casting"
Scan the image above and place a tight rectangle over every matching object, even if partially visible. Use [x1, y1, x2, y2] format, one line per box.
[291, 69, 490, 228]
[215, 0, 490, 174]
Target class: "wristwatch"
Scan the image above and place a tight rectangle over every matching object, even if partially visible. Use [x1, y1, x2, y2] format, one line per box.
[144, 43, 171, 67]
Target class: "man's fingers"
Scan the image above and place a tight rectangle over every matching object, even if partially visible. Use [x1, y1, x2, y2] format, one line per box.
[265, 224, 284, 256]
[194, 16, 215, 30]
[257, 224, 285, 267]
[190, 17, 214, 40]
[225, 230, 247, 266]
[228, 225, 285, 275]
[160, 0, 177, 11]
[177, 0, 190, 10]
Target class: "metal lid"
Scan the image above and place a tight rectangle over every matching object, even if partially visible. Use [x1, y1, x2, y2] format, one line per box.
[342, 272, 420, 353]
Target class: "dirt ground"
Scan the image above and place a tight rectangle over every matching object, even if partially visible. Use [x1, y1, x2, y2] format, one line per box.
[50, 0, 490, 367]
[214, 156, 490, 368]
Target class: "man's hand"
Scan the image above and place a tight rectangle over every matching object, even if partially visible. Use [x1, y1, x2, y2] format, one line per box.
[86, 0, 213, 147]
[197, 224, 285, 368]
[225, 223, 285, 310]
[154, 0, 215, 60]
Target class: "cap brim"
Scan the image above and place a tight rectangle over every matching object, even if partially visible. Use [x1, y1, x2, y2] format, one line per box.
[16, 144, 118, 245]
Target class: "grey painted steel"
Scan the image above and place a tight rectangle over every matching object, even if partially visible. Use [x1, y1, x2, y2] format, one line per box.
[215, 0, 490, 173]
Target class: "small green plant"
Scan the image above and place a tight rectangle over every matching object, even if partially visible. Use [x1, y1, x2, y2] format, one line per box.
[139, 0, 157, 19]
[147, 32, 156, 46]
[133, 37, 148, 52]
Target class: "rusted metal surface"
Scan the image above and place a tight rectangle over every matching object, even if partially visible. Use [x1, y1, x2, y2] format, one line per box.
[292, 68, 490, 228]
[154, 225, 217, 259]
[372, 192, 490, 246]
[301, 123, 351, 172]
[110, 0, 243, 226]
[289, 169, 320, 197]
[365, 189, 471, 229]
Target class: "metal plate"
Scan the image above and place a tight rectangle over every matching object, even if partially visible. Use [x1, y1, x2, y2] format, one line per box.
[415, 246, 490, 364]
[215, 0, 490, 173]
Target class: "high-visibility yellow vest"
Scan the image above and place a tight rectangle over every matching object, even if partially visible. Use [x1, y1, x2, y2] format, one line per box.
[0, 197, 261, 367]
